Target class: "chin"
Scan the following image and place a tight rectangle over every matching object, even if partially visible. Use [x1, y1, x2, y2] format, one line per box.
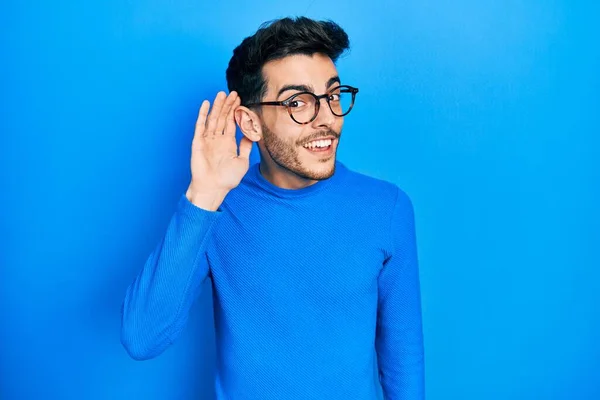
[299, 158, 336, 180]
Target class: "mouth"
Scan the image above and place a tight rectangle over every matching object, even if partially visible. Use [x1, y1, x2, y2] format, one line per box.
[301, 137, 337, 155]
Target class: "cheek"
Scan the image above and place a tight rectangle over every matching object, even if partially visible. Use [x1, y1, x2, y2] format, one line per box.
[274, 119, 305, 145]
[270, 111, 299, 136]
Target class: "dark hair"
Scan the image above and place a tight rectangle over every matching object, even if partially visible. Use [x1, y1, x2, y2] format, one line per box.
[225, 16, 350, 106]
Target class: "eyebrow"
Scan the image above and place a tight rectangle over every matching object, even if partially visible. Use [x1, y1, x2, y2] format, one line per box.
[326, 76, 341, 89]
[277, 84, 312, 99]
[276, 75, 341, 99]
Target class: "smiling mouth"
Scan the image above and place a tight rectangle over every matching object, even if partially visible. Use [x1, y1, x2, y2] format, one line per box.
[302, 138, 335, 153]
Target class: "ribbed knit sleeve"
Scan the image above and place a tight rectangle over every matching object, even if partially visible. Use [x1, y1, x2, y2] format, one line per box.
[375, 188, 425, 399]
[120, 193, 222, 360]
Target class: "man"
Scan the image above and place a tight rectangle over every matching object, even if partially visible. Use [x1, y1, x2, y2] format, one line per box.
[121, 16, 425, 400]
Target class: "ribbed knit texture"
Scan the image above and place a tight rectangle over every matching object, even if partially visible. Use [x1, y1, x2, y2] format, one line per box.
[121, 160, 425, 399]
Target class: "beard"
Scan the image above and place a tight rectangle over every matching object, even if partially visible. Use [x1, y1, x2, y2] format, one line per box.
[260, 122, 340, 181]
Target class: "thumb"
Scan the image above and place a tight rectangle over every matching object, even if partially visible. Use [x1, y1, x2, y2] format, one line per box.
[238, 136, 254, 159]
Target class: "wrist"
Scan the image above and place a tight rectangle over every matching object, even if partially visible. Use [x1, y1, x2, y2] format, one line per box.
[185, 185, 228, 211]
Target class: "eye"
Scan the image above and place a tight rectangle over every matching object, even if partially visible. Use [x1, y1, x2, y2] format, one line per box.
[329, 93, 341, 101]
[289, 100, 307, 108]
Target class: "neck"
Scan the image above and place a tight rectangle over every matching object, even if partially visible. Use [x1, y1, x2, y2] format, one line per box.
[258, 160, 318, 190]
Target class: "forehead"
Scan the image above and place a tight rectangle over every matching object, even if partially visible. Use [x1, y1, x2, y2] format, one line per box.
[262, 53, 339, 93]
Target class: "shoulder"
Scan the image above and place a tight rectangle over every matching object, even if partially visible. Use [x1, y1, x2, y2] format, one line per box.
[340, 163, 412, 210]
[339, 164, 417, 241]
[339, 164, 417, 258]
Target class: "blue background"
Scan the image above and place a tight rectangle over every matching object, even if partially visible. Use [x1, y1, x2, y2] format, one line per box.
[2, 1, 599, 399]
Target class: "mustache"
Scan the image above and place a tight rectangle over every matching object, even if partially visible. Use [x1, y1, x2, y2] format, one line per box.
[299, 129, 341, 145]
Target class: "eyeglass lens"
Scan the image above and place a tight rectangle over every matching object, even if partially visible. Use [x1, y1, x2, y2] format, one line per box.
[288, 87, 355, 124]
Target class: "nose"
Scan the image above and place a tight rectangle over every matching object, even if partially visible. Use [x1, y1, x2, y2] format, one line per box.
[311, 96, 337, 128]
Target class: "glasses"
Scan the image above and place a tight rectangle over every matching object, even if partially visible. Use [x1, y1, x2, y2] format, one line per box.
[245, 85, 359, 125]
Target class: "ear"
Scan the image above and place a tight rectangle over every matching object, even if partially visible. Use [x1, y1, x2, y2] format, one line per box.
[234, 106, 262, 142]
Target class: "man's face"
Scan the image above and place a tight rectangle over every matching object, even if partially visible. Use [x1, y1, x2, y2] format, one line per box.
[257, 53, 344, 181]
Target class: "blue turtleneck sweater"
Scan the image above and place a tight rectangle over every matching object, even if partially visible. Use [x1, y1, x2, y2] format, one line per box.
[121, 160, 425, 399]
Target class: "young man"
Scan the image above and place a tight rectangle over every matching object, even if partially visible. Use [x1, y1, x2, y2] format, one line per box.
[121, 16, 425, 400]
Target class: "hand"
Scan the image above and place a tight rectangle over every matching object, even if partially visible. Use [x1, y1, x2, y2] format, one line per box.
[185, 91, 253, 210]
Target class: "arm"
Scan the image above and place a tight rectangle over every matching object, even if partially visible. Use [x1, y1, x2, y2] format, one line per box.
[121, 90, 252, 360]
[120, 194, 222, 360]
[376, 188, 425, 399]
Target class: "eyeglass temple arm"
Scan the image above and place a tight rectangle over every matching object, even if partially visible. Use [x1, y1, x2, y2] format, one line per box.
[244, 101, 285, 107]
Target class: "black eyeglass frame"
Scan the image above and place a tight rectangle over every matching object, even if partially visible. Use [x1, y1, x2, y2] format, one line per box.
[244, 85, 359, 125]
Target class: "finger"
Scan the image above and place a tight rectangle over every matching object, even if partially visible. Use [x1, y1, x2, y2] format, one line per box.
[214, 91, 238, 135]
[238, 136, 253, 159]
[224, 97, 241, 136]
[193, 100, 210, 139]
[205, 91, 227, 135]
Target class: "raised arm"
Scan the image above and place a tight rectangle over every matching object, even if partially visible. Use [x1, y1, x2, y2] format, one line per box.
[120, 195, 221, 360]
[120, 90, 253, 360]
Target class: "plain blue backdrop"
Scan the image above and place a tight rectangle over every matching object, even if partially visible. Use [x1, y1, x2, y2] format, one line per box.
[2, 1, 599, 399]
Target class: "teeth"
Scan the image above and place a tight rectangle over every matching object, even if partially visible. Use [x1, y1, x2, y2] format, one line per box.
[303, 139, 333, 149]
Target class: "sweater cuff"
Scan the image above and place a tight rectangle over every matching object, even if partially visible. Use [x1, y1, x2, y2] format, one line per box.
[176, 193, 223, 220]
